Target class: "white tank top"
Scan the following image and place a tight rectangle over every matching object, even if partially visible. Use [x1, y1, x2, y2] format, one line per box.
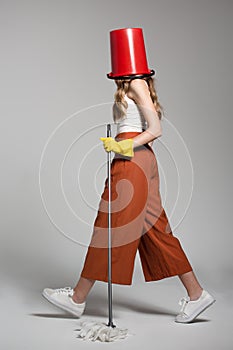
[115, 94, 148, 134]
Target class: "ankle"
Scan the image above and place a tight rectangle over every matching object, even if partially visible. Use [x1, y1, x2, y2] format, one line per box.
[72, 291, 86, 304]
[188, 288, 204, 301]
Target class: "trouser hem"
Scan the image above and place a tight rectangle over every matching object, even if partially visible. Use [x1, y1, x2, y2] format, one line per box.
[144, 267, 194, 282]
[81, 267, 193, 286]
[80, 273, 133, 286]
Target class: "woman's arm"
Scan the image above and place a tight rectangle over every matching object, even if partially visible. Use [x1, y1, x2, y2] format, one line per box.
[127, 79, 162, 148]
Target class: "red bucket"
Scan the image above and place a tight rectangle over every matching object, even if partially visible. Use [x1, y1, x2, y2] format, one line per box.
[107, 27, 155, 79]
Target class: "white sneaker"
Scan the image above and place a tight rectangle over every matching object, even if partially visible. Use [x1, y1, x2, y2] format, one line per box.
[42, 286, 86, 318]
[175, 289, 216, 323]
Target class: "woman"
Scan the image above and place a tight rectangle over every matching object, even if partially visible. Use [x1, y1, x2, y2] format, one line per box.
[42, 28, 216, 323]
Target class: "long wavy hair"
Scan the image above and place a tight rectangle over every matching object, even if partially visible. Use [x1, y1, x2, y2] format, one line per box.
[112, 77, 164, 122]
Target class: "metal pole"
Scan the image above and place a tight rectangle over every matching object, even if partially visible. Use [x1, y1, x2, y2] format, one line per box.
[107, 123, 115, 328]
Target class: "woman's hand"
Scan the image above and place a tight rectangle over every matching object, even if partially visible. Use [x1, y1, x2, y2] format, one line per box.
[100, 137, 134, 157]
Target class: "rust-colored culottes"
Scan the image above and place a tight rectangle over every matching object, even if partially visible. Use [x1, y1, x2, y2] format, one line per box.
[81, 132, 193, 285]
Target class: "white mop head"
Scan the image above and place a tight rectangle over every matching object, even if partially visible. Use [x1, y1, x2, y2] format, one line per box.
[75, 320, 131, 342]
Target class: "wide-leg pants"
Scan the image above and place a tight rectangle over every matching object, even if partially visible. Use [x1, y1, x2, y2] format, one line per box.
[80, 132, 193, 285]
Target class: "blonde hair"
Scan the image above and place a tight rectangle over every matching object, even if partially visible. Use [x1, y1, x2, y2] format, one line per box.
[112, 77, 164, 122]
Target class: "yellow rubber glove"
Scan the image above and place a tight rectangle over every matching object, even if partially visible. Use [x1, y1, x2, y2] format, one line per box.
[100, 137, 134, 157]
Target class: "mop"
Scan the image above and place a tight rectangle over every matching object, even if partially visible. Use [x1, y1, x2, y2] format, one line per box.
[74, 124, 131, 342]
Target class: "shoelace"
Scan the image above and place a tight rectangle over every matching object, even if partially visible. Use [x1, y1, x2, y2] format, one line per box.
[54, 286, 74, 296]
[178, 296, 190, 314]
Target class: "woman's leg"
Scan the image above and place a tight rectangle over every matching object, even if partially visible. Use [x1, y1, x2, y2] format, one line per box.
[178, 270, 203, 301]
[71, 277, 96, 303]
[138, 149, 194, 283]
[80, 139, 152, 286]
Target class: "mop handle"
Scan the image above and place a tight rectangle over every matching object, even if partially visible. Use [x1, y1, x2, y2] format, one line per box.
[107, 124, 115, 328]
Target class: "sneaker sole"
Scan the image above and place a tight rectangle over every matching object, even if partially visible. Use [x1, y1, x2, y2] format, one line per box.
[175, 298, 216, 323]
[42, 290, 84, 318]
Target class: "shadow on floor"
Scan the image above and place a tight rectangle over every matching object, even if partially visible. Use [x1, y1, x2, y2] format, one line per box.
[87, 294, 177, 316]
[30, 313, 78, 319]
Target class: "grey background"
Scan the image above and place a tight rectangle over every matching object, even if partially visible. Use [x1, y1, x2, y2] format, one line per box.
[0, 0, 232, 349]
